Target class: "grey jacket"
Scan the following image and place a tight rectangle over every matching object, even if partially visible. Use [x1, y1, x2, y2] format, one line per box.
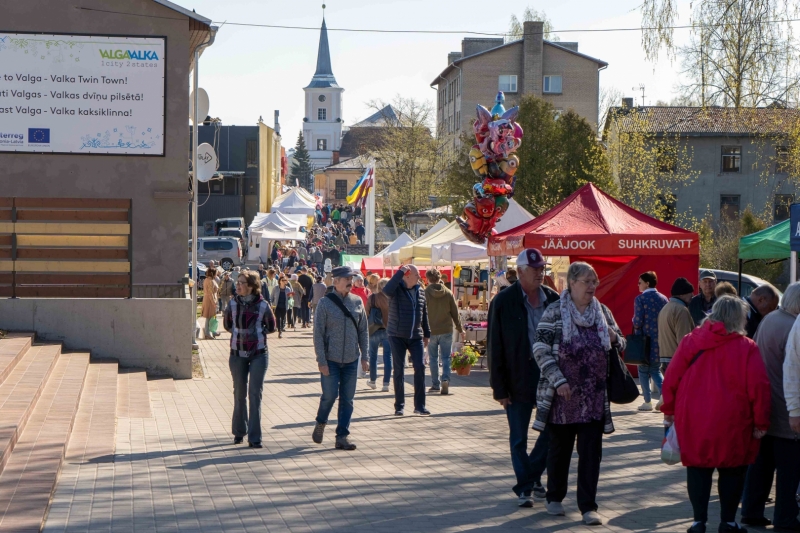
[754, 308, 797, 439]
[313, 292, 369, 366]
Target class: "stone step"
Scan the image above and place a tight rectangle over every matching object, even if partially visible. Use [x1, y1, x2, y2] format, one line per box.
[116, 368, 151, 418]
[65, 361, 118, 463]
[0, 345, 61, 476]
[0, 335, 34, 388]
[0, 352, 90, 532]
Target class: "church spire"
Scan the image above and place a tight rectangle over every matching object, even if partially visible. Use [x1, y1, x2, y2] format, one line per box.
[306, 13, 339, 89]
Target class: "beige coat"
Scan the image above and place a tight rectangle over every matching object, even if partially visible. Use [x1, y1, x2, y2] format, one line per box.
[201, 277, 219, 319]
[657, 298, 695, 362]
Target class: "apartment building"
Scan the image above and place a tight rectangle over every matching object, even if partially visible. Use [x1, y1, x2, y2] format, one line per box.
[431, 21, 608, 155]
[605, 103, 800, 224]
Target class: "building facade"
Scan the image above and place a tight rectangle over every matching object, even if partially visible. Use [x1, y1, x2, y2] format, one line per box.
[431, 21, 607, 157]
[303, 18, 344, 171]
[605, 105, 800, 225]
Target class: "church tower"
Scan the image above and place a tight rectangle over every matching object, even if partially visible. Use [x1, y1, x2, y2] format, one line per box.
[303, 16, 344, 170]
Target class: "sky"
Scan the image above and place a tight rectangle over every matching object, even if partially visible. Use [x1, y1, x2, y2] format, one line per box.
[185, 0, 696, 143]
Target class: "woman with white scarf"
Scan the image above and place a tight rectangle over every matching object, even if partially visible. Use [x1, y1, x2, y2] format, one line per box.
[532, 262, 626, 527]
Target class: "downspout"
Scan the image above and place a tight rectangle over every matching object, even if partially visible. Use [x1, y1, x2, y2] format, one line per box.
[191, 26, 218, 347]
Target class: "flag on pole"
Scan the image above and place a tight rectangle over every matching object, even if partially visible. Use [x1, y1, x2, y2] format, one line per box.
[346, 162, 375, 208]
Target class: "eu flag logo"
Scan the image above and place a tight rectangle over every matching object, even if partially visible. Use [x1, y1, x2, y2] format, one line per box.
[28, 128, 50, 144]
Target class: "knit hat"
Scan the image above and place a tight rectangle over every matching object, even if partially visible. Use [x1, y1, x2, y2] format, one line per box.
[671, 277, 694, 296]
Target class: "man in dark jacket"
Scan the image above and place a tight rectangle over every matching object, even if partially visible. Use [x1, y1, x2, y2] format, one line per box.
[488, 248, 560, 508]
[298, 267, 315, 328]
[744, 283, 780, 338]
[689, 270, 717, 326]
[383, 264, 431, 416]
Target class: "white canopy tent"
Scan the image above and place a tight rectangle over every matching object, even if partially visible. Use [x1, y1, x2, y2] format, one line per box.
[270, 188, 316, 216]
[375, 232, 415, 257]
[247, 211, 309, 261]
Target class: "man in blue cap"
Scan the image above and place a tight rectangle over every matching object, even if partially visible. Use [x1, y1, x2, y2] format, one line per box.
[488, 248, 560, 508]
[312, 266, 369, 450]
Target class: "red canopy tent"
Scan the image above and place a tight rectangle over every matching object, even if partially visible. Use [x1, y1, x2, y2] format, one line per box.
[488, 184, 699, 338]
[359, 257, 452, 280]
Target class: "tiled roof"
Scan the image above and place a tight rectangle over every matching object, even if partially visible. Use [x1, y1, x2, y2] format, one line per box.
[339, 127, 389, 159]
[606, 106, 800, 137]
[351, 105, 400, 127]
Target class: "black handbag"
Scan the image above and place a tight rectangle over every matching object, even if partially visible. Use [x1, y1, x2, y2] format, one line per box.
[622, 334, 650, 365]
[607, 345, 640, 404]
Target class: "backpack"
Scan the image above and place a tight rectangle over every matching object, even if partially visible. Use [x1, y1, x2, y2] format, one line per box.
[368, 295, 384, 327]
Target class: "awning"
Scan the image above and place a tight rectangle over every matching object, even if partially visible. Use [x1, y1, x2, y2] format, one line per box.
[739, 219, 790, 261]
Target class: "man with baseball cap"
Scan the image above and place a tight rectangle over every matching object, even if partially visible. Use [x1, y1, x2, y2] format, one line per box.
[488, 248, 560, 508]
[689, 270, 717, 326]
[312, 266, 369, 450]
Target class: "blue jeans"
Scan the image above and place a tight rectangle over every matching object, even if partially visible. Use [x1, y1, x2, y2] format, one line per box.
[315, 359, 359, 437]
[428, 332, 453, 387]
[506, 401, 550, 495]
[389, 336, 425, 412]
[369, 329, 392, 384]
[638, 360, 663, 403]
[229, 352, 268, 444]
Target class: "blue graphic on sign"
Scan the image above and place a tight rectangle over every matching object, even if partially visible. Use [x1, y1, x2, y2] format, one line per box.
[28, 128, 50, 143]
[790, 204, 800, 253]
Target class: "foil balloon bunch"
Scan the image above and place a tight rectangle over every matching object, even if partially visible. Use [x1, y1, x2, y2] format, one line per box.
[456, 92, 523, 244]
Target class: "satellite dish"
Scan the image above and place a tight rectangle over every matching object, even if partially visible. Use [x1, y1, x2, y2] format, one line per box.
[196, 143, 217, 182]
[190, 88, 210, 123]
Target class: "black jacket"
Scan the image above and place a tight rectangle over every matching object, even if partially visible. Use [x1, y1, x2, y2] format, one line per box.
[488, 282, 560, 403]
[689, 293, 716, 326]
[744, 296, 764, 339]
[383, 269, 431, 340]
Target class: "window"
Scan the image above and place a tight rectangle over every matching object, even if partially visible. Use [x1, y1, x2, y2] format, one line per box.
[498, 75, 518, 93]
[721, 146, 741, 173]
[317, 139, 327, 151]
[318, 108, 326, 121]
[246, 139, 257, 168]
[657, 145, 678, 172]
[217, 241, 234, 251]
[720, 195, 741, 222]
[543, 75, 562, 94]
[335, 179, 348, 199]
[456, 111, 460, 130]
[774, 194, 794, 221]
[776, 146, 790, 173]
[198, 180, 223, 195]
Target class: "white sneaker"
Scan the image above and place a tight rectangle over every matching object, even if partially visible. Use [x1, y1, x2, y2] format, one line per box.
[638, 401, 653, 411]
[583, 511, 602, 525]
[367, 380, 376, 389]
[546, 501, 565, 516]
[381, 383, 390, 392]
[655, 398, 664, 411]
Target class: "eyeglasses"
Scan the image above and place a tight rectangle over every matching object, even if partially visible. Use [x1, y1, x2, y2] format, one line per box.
[575, 279, 600, 288]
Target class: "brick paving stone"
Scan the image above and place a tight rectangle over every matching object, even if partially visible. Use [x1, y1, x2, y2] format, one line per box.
[44, 325, 780, 532]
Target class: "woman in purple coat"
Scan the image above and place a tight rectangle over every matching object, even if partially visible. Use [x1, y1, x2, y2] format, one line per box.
[633, 271, 669, 412]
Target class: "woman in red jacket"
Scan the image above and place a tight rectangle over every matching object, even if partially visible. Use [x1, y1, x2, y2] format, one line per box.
[662, 296, 771, 533]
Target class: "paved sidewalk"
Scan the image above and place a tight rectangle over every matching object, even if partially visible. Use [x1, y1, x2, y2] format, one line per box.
[42, 325, 757, 532]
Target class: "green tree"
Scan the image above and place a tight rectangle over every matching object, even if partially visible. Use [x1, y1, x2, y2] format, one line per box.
[506, 7, 559, 42]
[290, 132, 312, 190]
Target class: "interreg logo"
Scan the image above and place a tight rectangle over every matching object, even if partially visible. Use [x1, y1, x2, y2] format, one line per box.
[99, 50, 160, 61]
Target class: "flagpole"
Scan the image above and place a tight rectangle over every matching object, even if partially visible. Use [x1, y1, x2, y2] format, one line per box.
[367, 162, 376, 256]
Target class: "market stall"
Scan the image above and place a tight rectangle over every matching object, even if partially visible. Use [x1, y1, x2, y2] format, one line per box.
[738, 218, 791, 289]
[489, 183, 700, 336]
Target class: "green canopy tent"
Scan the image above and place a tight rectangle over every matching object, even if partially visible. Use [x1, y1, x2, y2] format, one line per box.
[737, 219, 790, 290]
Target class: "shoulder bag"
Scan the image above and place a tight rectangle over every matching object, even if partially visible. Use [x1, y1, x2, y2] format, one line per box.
[623, 334, 650, 365]
[607, 344, 641, 404]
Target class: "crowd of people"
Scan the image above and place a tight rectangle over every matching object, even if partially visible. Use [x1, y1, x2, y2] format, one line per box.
[201, 239, 800, 531]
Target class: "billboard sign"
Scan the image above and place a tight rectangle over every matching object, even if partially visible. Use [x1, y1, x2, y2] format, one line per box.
[0, 32, 165, 155]
[791, 203, 800, 252]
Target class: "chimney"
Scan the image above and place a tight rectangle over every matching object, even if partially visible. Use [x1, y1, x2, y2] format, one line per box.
[274, 110, 280, 135]
[558, 42, 579, 52]
[522, 21, 544, 96]
[332, 150, 340, 165]
[447, 51, 462, 65]
[461, 38, 504, 58]
[622, 97, 634, 109]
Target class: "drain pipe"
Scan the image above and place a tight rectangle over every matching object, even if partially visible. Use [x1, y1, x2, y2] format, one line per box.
[191, 27, 217, 349]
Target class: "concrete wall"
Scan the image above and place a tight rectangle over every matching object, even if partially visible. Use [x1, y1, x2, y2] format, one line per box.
[2, 0, 195, 285]
[0, 298, 193, 378]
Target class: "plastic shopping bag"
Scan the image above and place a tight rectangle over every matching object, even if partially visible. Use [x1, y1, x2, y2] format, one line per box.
[661, 425, 681, 465]
[208, 316, 219, 334]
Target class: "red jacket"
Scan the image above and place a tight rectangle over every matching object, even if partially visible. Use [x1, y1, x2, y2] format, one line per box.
[350, 286, 370, 308]
[661, 320, 770, 468]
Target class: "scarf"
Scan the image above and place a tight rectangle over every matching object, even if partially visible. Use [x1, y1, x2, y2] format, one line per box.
[559, 289, 612, 351]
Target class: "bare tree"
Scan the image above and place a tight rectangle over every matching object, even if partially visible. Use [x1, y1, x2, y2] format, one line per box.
[598, 86, 624, 132]
[677, 0, 800, 108]
[506, 8, 559, 43]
